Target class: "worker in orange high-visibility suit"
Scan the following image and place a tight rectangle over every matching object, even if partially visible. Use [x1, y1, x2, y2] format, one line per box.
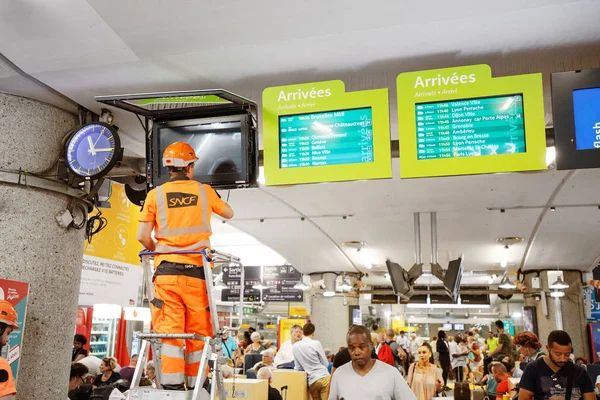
[0, 300, 19, 399]
[137, 142, 234, 391]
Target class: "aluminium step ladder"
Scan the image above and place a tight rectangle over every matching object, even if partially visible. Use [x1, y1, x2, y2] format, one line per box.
[126, 249, 242, 400]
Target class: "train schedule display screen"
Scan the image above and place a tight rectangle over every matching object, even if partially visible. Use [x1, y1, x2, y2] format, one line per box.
[278, 107, 373, 169]
[263, 80, 391, 185]
[416, 94, 526, 160]
[397, 64, 546, 178]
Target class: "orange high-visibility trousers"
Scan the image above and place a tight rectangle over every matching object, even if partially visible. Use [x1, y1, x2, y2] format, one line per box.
[151, 274, 213, 388]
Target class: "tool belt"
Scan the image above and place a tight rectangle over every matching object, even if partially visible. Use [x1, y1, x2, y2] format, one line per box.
[153, 261, 206, 281]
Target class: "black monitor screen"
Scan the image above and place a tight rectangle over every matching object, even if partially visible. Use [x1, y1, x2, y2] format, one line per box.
[386, 260, 409, 296]
[443, 256, 463, 301]
[153, 116, 250, 187]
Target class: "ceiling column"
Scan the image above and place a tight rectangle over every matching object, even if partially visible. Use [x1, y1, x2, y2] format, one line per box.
[0, 93, 85, 398]
[523, 271, 588, 358]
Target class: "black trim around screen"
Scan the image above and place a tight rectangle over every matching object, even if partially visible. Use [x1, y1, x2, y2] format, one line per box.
[551, 68, 600, 170]
[151, 114, 251, 188]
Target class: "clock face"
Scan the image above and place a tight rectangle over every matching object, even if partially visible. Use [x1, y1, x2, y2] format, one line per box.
[66, 122, 120, 179]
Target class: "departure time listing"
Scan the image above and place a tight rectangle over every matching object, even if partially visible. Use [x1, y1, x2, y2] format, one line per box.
[279, 107, 374, 168]
[416, 94, 526, 160]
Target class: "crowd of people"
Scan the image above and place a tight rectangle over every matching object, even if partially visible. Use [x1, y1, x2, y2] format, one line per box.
[66, 320, 598, 400]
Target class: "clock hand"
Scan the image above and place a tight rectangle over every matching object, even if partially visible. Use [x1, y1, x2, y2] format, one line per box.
[87, 136, 96, 156]
[92, 148, 115, 152]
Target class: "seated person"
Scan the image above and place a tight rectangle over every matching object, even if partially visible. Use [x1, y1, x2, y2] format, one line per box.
[257, 367, 283, 400]
[253, 349, 276, 371]
[480, 362, 499, 398]
[118, 354, 138, 383]
[69, 363, 89, 392]
[93, 357, 121, 388]
[493, 363, 511, 400]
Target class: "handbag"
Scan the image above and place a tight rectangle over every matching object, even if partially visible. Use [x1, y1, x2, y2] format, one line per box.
[454, 381, 471, 400]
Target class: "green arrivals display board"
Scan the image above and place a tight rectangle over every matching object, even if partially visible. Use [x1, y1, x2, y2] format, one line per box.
[397, 64, 547, 178]
[279, 107, 374, 168]
[263, 81, 391, 185]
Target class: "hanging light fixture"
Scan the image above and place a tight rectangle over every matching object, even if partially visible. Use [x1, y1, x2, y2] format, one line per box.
[499, 275, 517, 289]
[293, 278, 311, 291]
[549, 274, 569, 290]
[550, 290, 565, 298]
[252, 280, 269, 290]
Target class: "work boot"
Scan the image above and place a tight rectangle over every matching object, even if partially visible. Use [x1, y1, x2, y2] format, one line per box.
[162, 383, 186, 391]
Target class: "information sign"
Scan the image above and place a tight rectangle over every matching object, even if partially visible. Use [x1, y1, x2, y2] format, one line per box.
[397, 64, 546, 178]
[279, 107, 373, 168]
[263, 265, 303, 302]
[263, 80, 391, 185]
[221, 266, 261, 302]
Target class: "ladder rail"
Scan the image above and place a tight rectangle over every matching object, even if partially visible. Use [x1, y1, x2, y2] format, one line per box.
[133, 249, 235, 399]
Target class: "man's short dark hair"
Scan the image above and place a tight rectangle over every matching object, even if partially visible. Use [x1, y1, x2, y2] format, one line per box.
[74, 334, 87, 345]
[548, 330, 572, 348]
[386, 329, 395, 338]
[70, 362, 89, 379]
[347, 325, 371, 342]
[495, 320, 504, 329]
[399, 330, 405, 334]
[303, 323, 315, 336]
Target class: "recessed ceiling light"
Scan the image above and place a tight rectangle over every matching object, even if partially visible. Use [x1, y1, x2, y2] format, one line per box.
[343, 241, 367, 249]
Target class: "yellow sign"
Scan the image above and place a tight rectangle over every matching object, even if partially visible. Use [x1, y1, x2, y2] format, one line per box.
[240, 324, 251, 329]
[266, 324, 276, 329]
[278, 319, 305, 345]
[289, 306, 308, 317]
[84, 182, 142, 264]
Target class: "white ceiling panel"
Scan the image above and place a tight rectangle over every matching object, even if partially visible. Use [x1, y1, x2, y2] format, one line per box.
[0, 0, 138, 73]
[552, 169, 600, 206]
[230, 218, 356, 274]
[527, 207, 600, 270]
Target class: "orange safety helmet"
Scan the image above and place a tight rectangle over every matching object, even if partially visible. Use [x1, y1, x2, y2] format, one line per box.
[162, 142, 198, 168]
[0, 301, 19, 330]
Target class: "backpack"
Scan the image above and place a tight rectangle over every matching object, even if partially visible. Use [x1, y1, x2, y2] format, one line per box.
[378, 343, 395, 366]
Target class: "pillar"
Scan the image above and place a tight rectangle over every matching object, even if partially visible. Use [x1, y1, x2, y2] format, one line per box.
[523, 270, 588, 358]
[0, 93, 85, 398]
[309, 293, 358, 352]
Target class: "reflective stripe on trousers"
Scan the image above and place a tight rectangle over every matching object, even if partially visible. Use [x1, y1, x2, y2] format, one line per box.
[155, 183, 212, 236]
[151, 274, 213, 388]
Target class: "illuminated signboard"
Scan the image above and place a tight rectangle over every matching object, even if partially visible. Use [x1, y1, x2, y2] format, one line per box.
[263, 80, 391, 185]
[397, 64, 546, 178]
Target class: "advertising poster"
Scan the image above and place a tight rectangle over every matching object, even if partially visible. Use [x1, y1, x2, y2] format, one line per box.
[80, 182, 143, 307]
[0, 278, 29, 383]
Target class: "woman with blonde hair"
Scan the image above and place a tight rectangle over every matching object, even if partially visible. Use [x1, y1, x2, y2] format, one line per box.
[407, 343, 444, 400]
[93, 357, 121, 388]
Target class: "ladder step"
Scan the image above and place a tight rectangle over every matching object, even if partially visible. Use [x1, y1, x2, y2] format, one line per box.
[136, 333, 205, 340]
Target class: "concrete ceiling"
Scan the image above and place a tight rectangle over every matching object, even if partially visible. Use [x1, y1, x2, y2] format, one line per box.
[1, 0, 600, 279]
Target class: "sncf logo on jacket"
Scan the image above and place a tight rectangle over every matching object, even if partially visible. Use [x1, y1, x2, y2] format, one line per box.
[167, 192, 198, 208]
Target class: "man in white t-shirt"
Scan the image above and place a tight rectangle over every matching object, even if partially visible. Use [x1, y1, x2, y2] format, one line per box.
[274, 324, 303, 367]
[450, 337, 468, 382]
[328, 325, 416, 400]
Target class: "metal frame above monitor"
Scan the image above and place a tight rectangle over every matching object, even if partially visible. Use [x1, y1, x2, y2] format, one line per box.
[95, 89, 259, 190]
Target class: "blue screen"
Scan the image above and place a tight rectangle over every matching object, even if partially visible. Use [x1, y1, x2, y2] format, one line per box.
[573, 87, 600, 150]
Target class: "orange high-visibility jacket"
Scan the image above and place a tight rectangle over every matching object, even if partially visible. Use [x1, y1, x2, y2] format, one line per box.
[139, 177, 226, 267]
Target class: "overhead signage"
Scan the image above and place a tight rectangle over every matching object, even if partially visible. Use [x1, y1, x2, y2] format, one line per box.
[262, 265, 304, 302]
[551, 67, 600, 170]
[263, 80, 392, 185]
[397, 64, 546, 178]
[221, 266, 261, 302]
[289, 306, 308, 317]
